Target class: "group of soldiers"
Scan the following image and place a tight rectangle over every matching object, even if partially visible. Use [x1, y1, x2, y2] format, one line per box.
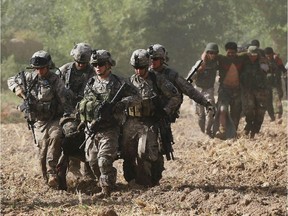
[7, 39, 286, 198]
[190, 39, 287, 140]
[7, 43, 213, 198]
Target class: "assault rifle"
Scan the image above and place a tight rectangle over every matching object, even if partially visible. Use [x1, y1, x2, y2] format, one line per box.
[79, 82, 129, 149]
[159, 116, 174, 160]
[152, 96, 175, 161]
[19, 71, 37, 144]
[186, 60, 203, 83]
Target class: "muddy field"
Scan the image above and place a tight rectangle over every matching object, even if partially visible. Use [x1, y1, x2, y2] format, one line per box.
[1, 96, 287, 216]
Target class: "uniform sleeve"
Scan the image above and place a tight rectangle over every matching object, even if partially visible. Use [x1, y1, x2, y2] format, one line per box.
[158, 76, 182, 115]
[174, 74, 209, 106]
[7, 71, 33, 93]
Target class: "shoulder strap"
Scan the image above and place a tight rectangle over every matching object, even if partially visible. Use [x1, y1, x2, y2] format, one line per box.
[64, 63, 74, 89]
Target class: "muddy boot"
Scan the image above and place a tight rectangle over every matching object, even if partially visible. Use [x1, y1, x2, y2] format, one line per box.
[47, 174, 59, 189]
[94, 186, 111, 198]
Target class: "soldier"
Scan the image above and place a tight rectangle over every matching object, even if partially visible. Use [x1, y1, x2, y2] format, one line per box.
[240, 46, 269, 138]
[7, 50, 73, 189]
[121, 49, 182, 187]
[213, 42, 245, 139]
[189, 42, 218, 137]
[264, 47, 284, 123]
[78, 49, 141, 198]
[147, 44, 214, 133]
[57, 43, 94, 179]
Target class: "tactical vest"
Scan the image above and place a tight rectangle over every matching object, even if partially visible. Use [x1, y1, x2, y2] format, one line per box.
[195, 60, 218, 89]
[31, 73, 60, 121]
[78, 74, 122, 123]
[128, 72, 162, 118]
[62, 63, 94, 106]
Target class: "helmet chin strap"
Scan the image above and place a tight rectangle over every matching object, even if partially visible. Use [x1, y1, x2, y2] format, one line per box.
[97, 65, 111, 79]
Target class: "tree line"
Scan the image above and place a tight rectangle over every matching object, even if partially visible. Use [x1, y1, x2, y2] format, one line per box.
[1, 0, 287, 89]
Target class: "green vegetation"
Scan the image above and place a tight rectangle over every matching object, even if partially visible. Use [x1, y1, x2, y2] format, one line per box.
[1, 0, 286, 85]
[1, 0, 286, 122]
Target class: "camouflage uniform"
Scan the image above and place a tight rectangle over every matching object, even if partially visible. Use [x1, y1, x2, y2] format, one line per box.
[240, 46, 269, 138]
[58, 62, 94, 106]
[57, 43, 94, 178]
[7, 50, 73, 188]
[264, 47, 285, 121]
[122, 49, 181, 186]
[148, 44, 210, 123]
[79, 50, 140, 197]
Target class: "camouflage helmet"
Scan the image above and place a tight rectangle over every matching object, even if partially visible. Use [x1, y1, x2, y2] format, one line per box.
[147, 44, 169, 62]
[205, 43, 219, 53]
[30, 50, 53, 68]
[90, 49, 116, 66]
[130, 49, 150, 68]
[70, 42, 92, 63]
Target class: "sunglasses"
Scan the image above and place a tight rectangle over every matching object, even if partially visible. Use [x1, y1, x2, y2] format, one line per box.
[133, 66, 147, 70]
[92, 62, 106, 67]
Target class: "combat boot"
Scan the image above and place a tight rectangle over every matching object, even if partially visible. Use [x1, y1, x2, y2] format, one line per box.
[47, 174, 58, 189]
[94, 186, 111, 198]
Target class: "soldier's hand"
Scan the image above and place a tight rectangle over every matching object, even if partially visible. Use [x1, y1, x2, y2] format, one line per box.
[77, 121, 86, 131]
[15, 87, 26, 99]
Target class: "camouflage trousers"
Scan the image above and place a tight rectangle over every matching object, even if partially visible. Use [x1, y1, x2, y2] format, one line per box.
[267, 87, 283, 120]
[195, 87, 215, 134]
[34, 119, 63, 181]
[241, 88, 268, 134]
[121, 117, 164, 186]
[85, 126, 119, 188]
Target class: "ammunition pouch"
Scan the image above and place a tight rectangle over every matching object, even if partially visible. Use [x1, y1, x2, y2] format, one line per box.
[78, 98, 101, 122]
[128, 99, 155, 117]
[35, 101, 52, 113]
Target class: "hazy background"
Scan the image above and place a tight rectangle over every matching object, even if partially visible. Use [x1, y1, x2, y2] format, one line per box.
[1, 0, 287, 89]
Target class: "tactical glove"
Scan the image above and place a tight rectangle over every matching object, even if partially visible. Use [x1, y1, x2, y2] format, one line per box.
[15, 86, 26, 99]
